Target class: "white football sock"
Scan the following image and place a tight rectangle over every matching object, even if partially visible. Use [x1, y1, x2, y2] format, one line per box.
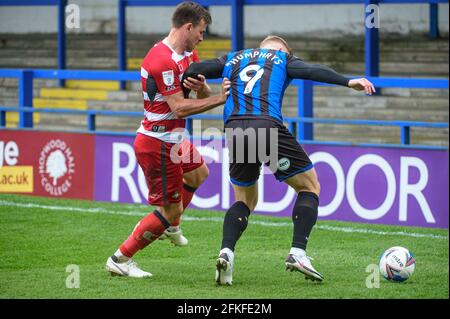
[220, 248, 234, 263]
[113, 249, 130, 263]
[290, 247, 306, 257]
[167, 226, 180, 233]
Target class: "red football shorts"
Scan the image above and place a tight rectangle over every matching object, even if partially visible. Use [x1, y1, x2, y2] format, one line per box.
[134, 133, 204, 206]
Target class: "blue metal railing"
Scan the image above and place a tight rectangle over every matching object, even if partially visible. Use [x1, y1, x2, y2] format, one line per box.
[0, 68, 448, 149]
[0, 106, 447, 150]
[185, 113, 448, 149]
[292, 76, 449, 141]
[117, 0, 448, 84]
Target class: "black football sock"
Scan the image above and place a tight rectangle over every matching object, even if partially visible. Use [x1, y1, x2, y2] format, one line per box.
[292, 192, 319, 251]
[221, 201, 251, 251]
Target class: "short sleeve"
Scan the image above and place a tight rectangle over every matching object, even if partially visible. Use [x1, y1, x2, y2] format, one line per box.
[147, 55, 182, 96]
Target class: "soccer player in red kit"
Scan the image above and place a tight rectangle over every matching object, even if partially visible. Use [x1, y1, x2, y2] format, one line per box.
[106, 1, 231, 278]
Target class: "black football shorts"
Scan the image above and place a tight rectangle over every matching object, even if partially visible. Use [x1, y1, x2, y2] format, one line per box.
[224, 118, 314, 187]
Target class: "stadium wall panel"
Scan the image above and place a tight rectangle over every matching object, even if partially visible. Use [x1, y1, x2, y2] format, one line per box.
[94, 135, 448, 229]
[0, 130, 95, 200]
[0, 3, 448, 36]
[1, 130, 447, 228]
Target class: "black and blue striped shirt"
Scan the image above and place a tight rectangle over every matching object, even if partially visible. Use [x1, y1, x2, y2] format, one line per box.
[184, 48, 350, 124]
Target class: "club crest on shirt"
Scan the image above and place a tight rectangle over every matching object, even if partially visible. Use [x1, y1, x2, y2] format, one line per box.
[162, 70, 175, 86]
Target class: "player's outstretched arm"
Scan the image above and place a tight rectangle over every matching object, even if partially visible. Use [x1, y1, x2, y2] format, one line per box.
[287, 58, 376, 95]
[184, 59, 225, 80]
[287, 58, 350, 87]
[182, 58, 225, 98]
[166, 77, 231, 118]
[348, 78, 376, 95]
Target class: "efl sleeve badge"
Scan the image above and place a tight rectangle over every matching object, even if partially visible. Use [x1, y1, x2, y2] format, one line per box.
[162, 70, 175, 86]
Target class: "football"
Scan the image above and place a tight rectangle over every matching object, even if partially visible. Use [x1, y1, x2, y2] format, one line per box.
[379, 246, 416, 282]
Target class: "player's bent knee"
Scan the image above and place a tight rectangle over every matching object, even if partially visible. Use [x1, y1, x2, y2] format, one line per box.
[295, 182, 320, 196]
[285, 169, 321, 196]
[248, 197, 258, 212]
[314, 180, 321, 196]
[237, 195, 257, 212]
[233, 183, 258, 212]
[199, 164, 209, 183]
[184, 164, 209, 188]
[301, 179, 320, 196]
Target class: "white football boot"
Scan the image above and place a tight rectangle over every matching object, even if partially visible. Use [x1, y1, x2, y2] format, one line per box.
[105, 257, 152, 278]
[285, 254, 324, 282]
[215, 250, 234, 285]
[158, 227, 188, 246]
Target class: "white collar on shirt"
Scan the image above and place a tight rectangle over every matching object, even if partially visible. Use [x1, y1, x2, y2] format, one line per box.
[162, 37, 193, 63]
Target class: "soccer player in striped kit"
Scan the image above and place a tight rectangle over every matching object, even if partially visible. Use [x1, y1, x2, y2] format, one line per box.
[184, 35, 375, 284]
[106, 2, 231, 278]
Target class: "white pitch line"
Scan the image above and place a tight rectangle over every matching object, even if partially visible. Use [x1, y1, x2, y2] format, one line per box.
[0, 200, 447, 240]
[0, 200, 145, 216]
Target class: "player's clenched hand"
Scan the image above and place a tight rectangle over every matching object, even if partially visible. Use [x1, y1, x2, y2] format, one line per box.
[221, 77, 231, 101]
[183, 74, 210, 96]
[348, 78, 376, 95]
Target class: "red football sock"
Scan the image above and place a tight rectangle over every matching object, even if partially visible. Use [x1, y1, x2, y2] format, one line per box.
[119, 210, 170, 258]
[171, 184, 197, 227]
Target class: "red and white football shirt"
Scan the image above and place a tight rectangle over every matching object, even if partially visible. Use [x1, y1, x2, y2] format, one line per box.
[138, 38, 199, 143]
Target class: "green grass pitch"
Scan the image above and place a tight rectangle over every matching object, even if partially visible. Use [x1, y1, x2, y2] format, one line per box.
[0, 193, 448, 299]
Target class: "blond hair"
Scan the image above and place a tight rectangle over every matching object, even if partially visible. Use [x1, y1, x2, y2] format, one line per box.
[260, 35, 292, 55]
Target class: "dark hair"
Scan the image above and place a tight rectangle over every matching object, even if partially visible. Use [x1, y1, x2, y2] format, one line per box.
[172, 1, 212, 28]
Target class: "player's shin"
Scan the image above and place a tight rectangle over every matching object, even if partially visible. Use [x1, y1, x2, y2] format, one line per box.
[291, 192, 319, 253]
[216, 201, 250, 285]
[118, 210, 171, 258]
[287, 192, 324, 281]
[167, 183, 197, 229]
[182, 183, 197, 210]
[221, 201, 251, 251]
